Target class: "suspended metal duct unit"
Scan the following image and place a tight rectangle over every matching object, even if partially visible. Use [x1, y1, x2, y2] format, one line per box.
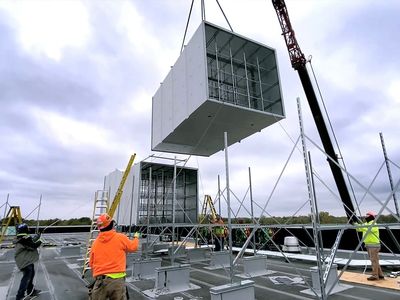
[152, 21, 285, 157]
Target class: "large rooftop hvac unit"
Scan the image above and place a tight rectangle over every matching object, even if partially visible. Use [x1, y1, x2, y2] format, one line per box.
[137, 162, 198, 225]
[104, 160, 198, 226]
[152, 21, 285, 156]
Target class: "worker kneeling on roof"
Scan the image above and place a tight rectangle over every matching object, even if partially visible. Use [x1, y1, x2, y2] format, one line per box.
[89, 213, 139, 299]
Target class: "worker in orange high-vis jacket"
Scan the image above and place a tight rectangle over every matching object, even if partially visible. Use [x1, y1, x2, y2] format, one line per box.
[89, 213, 139, 299]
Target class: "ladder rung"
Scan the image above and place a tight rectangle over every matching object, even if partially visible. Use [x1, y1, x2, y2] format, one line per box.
[82, 191, 111, 278]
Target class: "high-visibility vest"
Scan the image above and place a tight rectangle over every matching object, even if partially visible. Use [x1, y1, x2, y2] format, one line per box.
[356, 220, 380, 245]
[215, 226, 225, 237]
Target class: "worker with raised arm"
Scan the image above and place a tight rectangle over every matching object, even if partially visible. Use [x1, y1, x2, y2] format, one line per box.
[14, 223, 42, 300]
[354, 211, 384, 281]
[89, 213, 140, 299]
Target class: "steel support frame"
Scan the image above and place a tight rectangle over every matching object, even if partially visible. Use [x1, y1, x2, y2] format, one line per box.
[133, 98, 399, 298]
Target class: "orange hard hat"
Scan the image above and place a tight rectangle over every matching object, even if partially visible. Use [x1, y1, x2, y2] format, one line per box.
[97, 213, 112, 230]
[366, 211, 376, 217]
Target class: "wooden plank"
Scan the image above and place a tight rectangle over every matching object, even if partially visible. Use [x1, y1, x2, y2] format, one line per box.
[340, 271, 400, 290]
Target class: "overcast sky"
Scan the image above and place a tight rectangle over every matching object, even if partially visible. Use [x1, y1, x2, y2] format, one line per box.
[1, 0, 399, 221]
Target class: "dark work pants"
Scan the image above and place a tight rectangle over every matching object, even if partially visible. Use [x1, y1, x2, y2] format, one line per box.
[215, 237, 224, 251]
[90, 276, 127, 300]
[16, 264, 35, 300]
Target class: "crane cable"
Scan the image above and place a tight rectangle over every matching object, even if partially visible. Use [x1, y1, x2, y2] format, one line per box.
[307, 57, 372, 273]
[216, 0, 234, 32]
[181, 0, 233, 54]
[178, 0, 235, 202]
[180, 0, 195, 53]
[307, 57, 362, 218]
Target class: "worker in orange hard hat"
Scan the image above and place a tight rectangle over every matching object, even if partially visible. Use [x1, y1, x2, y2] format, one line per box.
[96, 213, 113, 231]
[89, 213, 140, 299]
[354, 211, 384, 281]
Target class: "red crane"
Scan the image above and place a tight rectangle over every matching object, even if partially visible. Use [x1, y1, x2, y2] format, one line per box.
[272, 0, 356, 222]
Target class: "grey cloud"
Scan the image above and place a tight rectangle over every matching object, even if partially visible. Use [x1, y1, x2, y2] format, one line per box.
[1, 1, 399, 220]
[340, 3, 400, 69]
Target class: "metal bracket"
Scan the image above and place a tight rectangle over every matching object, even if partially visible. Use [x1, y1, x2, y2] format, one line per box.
[210, 280, 255, 300]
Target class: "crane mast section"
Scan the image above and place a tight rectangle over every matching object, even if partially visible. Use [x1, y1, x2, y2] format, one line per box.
[272, 0, 306, 70]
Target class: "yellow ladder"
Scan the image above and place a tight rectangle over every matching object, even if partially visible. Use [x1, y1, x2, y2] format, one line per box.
[200, 195, 217, 223]
[108, 154, 136, 217]
[81, 153, 136, 278]
[81, 190, 109, 278]
[0, 206, 23, 243]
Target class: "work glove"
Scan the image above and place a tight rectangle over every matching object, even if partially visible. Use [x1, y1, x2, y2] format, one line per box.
[350, 216, 358, 225]
[32, 233, 43, 244]
[133, 232, 141, 239]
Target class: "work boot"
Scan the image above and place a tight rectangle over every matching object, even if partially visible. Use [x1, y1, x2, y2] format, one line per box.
[32, 289, 42, 296]
[16, 292, 33, 300]
[367, 275, 379, 281]
[26, 289, 42, 298]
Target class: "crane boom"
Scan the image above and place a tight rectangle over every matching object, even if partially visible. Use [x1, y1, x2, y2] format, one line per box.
[272, 0, 356, 221]
[272, 0, 306, 70]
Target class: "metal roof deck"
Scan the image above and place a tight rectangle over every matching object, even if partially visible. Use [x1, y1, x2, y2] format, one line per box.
[1, 233, 399, 300]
